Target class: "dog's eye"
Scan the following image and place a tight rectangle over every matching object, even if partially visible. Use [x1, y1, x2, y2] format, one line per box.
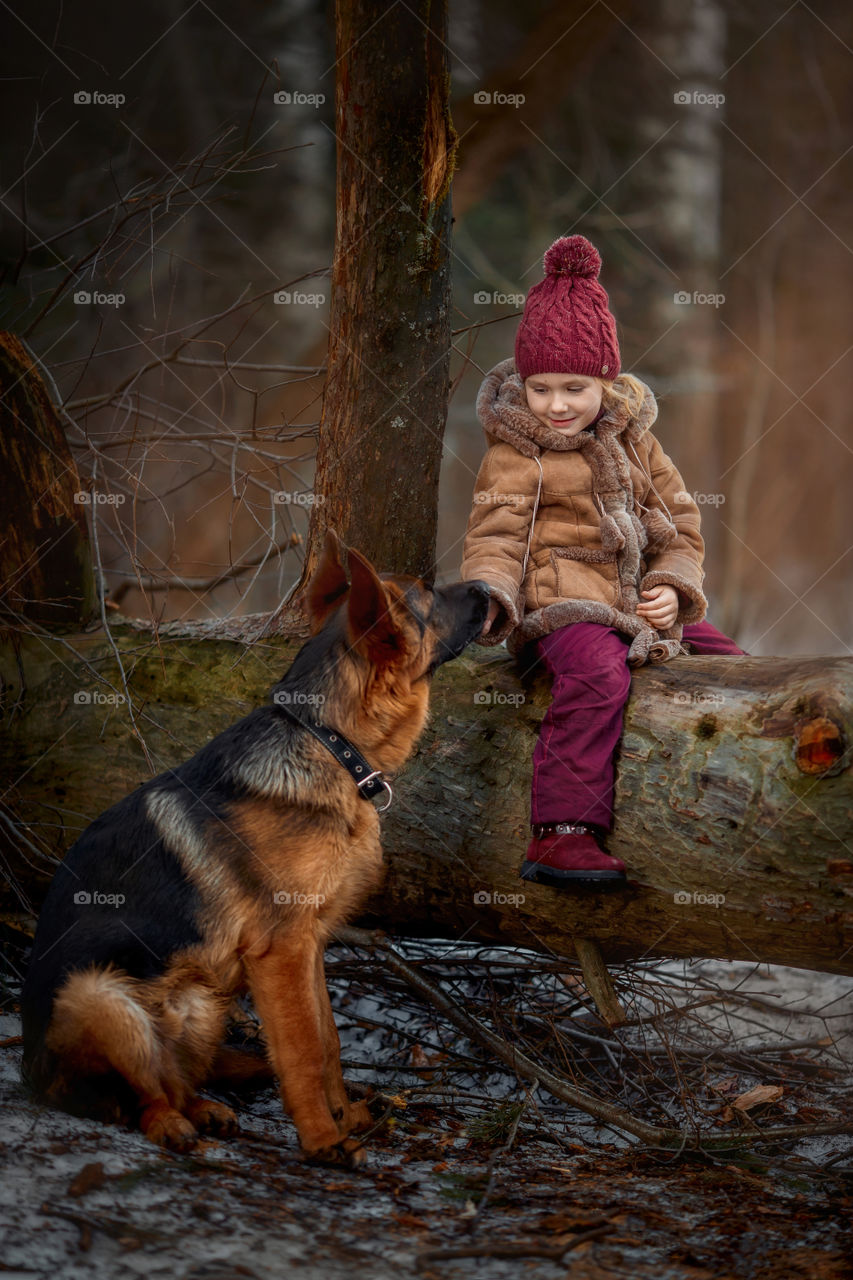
[404, 584, 432, 618]
[408, 605, 428, 638]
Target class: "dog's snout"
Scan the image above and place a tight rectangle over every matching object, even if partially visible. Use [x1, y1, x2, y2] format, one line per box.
[424, 576, 492, 673]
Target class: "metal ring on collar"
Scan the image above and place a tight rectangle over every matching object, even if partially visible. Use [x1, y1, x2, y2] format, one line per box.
[357, 770, 394, 813]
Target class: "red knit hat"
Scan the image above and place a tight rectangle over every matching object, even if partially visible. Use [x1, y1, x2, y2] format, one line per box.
[514, 235, 620, 381]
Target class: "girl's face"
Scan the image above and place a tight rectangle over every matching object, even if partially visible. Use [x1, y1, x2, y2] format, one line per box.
[524, 373, 602, 436]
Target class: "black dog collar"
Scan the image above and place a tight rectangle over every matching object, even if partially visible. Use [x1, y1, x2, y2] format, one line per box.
[275, 702, 393, 812]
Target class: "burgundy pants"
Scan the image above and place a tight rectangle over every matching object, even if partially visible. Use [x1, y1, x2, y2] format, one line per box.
[527, 620, 747, 830]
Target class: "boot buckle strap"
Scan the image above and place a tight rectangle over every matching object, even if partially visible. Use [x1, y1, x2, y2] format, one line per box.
[532, 822, 593, 838]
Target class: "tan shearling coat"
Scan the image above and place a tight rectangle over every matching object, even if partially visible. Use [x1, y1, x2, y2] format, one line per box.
[460, 359, 708, 666]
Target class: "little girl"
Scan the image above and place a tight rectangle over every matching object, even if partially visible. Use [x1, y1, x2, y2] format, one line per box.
[460, 235, 746, 889]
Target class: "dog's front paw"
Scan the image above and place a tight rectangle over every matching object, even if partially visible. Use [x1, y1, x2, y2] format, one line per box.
[186, 1097, 239, 1138]
[141, 1104, 198, 1153]
[301, 1134, 367, 1170]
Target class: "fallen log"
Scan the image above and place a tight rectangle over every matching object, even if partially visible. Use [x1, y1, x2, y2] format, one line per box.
[0, 626, 850, 977]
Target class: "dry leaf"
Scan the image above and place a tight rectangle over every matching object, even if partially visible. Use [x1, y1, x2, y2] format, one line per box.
[709, 1076, 740, 1095]
[68, 1162, 106, 1198]
[732, 1084, 784, 1111]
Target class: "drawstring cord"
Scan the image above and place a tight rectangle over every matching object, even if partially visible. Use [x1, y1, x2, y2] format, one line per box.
[520, 455, 544, 586]
[520, 436, 677, 596]
[628, 438, 676, 523]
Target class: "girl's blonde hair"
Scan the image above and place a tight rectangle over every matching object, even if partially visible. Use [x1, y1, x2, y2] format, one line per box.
[598, 373, 647, 421]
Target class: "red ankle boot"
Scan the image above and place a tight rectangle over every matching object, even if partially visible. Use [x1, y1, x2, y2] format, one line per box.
[520, 822, 627, 887]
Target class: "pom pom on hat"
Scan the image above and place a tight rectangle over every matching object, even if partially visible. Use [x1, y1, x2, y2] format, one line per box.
[543, 235, 602, 280]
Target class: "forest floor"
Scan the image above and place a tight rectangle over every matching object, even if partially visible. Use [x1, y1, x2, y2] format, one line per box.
[1, 928, 851, 1280]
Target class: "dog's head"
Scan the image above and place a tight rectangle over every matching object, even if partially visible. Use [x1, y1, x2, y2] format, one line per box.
[305, 529, 489, 683]
[273, 530, 489, 768]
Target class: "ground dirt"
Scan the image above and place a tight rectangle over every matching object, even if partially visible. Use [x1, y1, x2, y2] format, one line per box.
[2, 937, 851, 1280]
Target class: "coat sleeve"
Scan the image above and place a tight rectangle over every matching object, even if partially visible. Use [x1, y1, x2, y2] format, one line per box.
[459, 443, 540, 645]
[636, 432, 708, 625]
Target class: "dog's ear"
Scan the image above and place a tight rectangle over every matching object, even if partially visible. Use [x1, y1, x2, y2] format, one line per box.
[345, 547, 404, 666]
[305, 529, 350, 633]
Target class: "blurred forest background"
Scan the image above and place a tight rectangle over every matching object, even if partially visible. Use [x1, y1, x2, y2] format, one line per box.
[1, 0, 851, 655]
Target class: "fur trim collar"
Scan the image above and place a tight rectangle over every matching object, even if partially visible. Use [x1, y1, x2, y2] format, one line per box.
[476, 357, 657, 456]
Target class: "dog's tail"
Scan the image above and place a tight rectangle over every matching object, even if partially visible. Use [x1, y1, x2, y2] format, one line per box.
[209, 1044, 275, 1088]
[39, 967, 165, 1111]
[36, 962, 227, 1121]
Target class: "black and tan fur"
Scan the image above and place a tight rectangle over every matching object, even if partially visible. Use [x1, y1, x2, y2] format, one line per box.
[21, 532, 489, 1166]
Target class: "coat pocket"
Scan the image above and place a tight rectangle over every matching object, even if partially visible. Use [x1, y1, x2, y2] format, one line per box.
[523, 546, 553, 610]
[551, 548, 620, 607]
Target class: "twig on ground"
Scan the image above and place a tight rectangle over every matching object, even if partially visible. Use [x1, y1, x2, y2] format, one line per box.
[335, 926, 853, 1152]
[417, 1223, 612, 1266]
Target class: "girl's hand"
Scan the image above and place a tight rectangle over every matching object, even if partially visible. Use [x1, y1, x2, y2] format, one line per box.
[636, 584, 679, 630]
[479, 597, 502, 637]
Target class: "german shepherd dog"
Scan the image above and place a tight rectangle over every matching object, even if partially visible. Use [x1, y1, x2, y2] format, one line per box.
[22, 531, 489, 1166]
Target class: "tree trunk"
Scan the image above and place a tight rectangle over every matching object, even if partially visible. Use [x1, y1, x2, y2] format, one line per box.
[283, 0, 456, 616]
[450, 0, 634, 219]
[0, 333, 98, 630]
[2, 627, 850, 976]
[715, 1, 853, 650]
[628, 0, 727, 566]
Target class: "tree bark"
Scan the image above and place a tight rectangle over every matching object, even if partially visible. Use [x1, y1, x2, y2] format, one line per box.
[283, 0, 456, 617]
[0, 333, 98, 630]
[2, 627, 850, 976]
